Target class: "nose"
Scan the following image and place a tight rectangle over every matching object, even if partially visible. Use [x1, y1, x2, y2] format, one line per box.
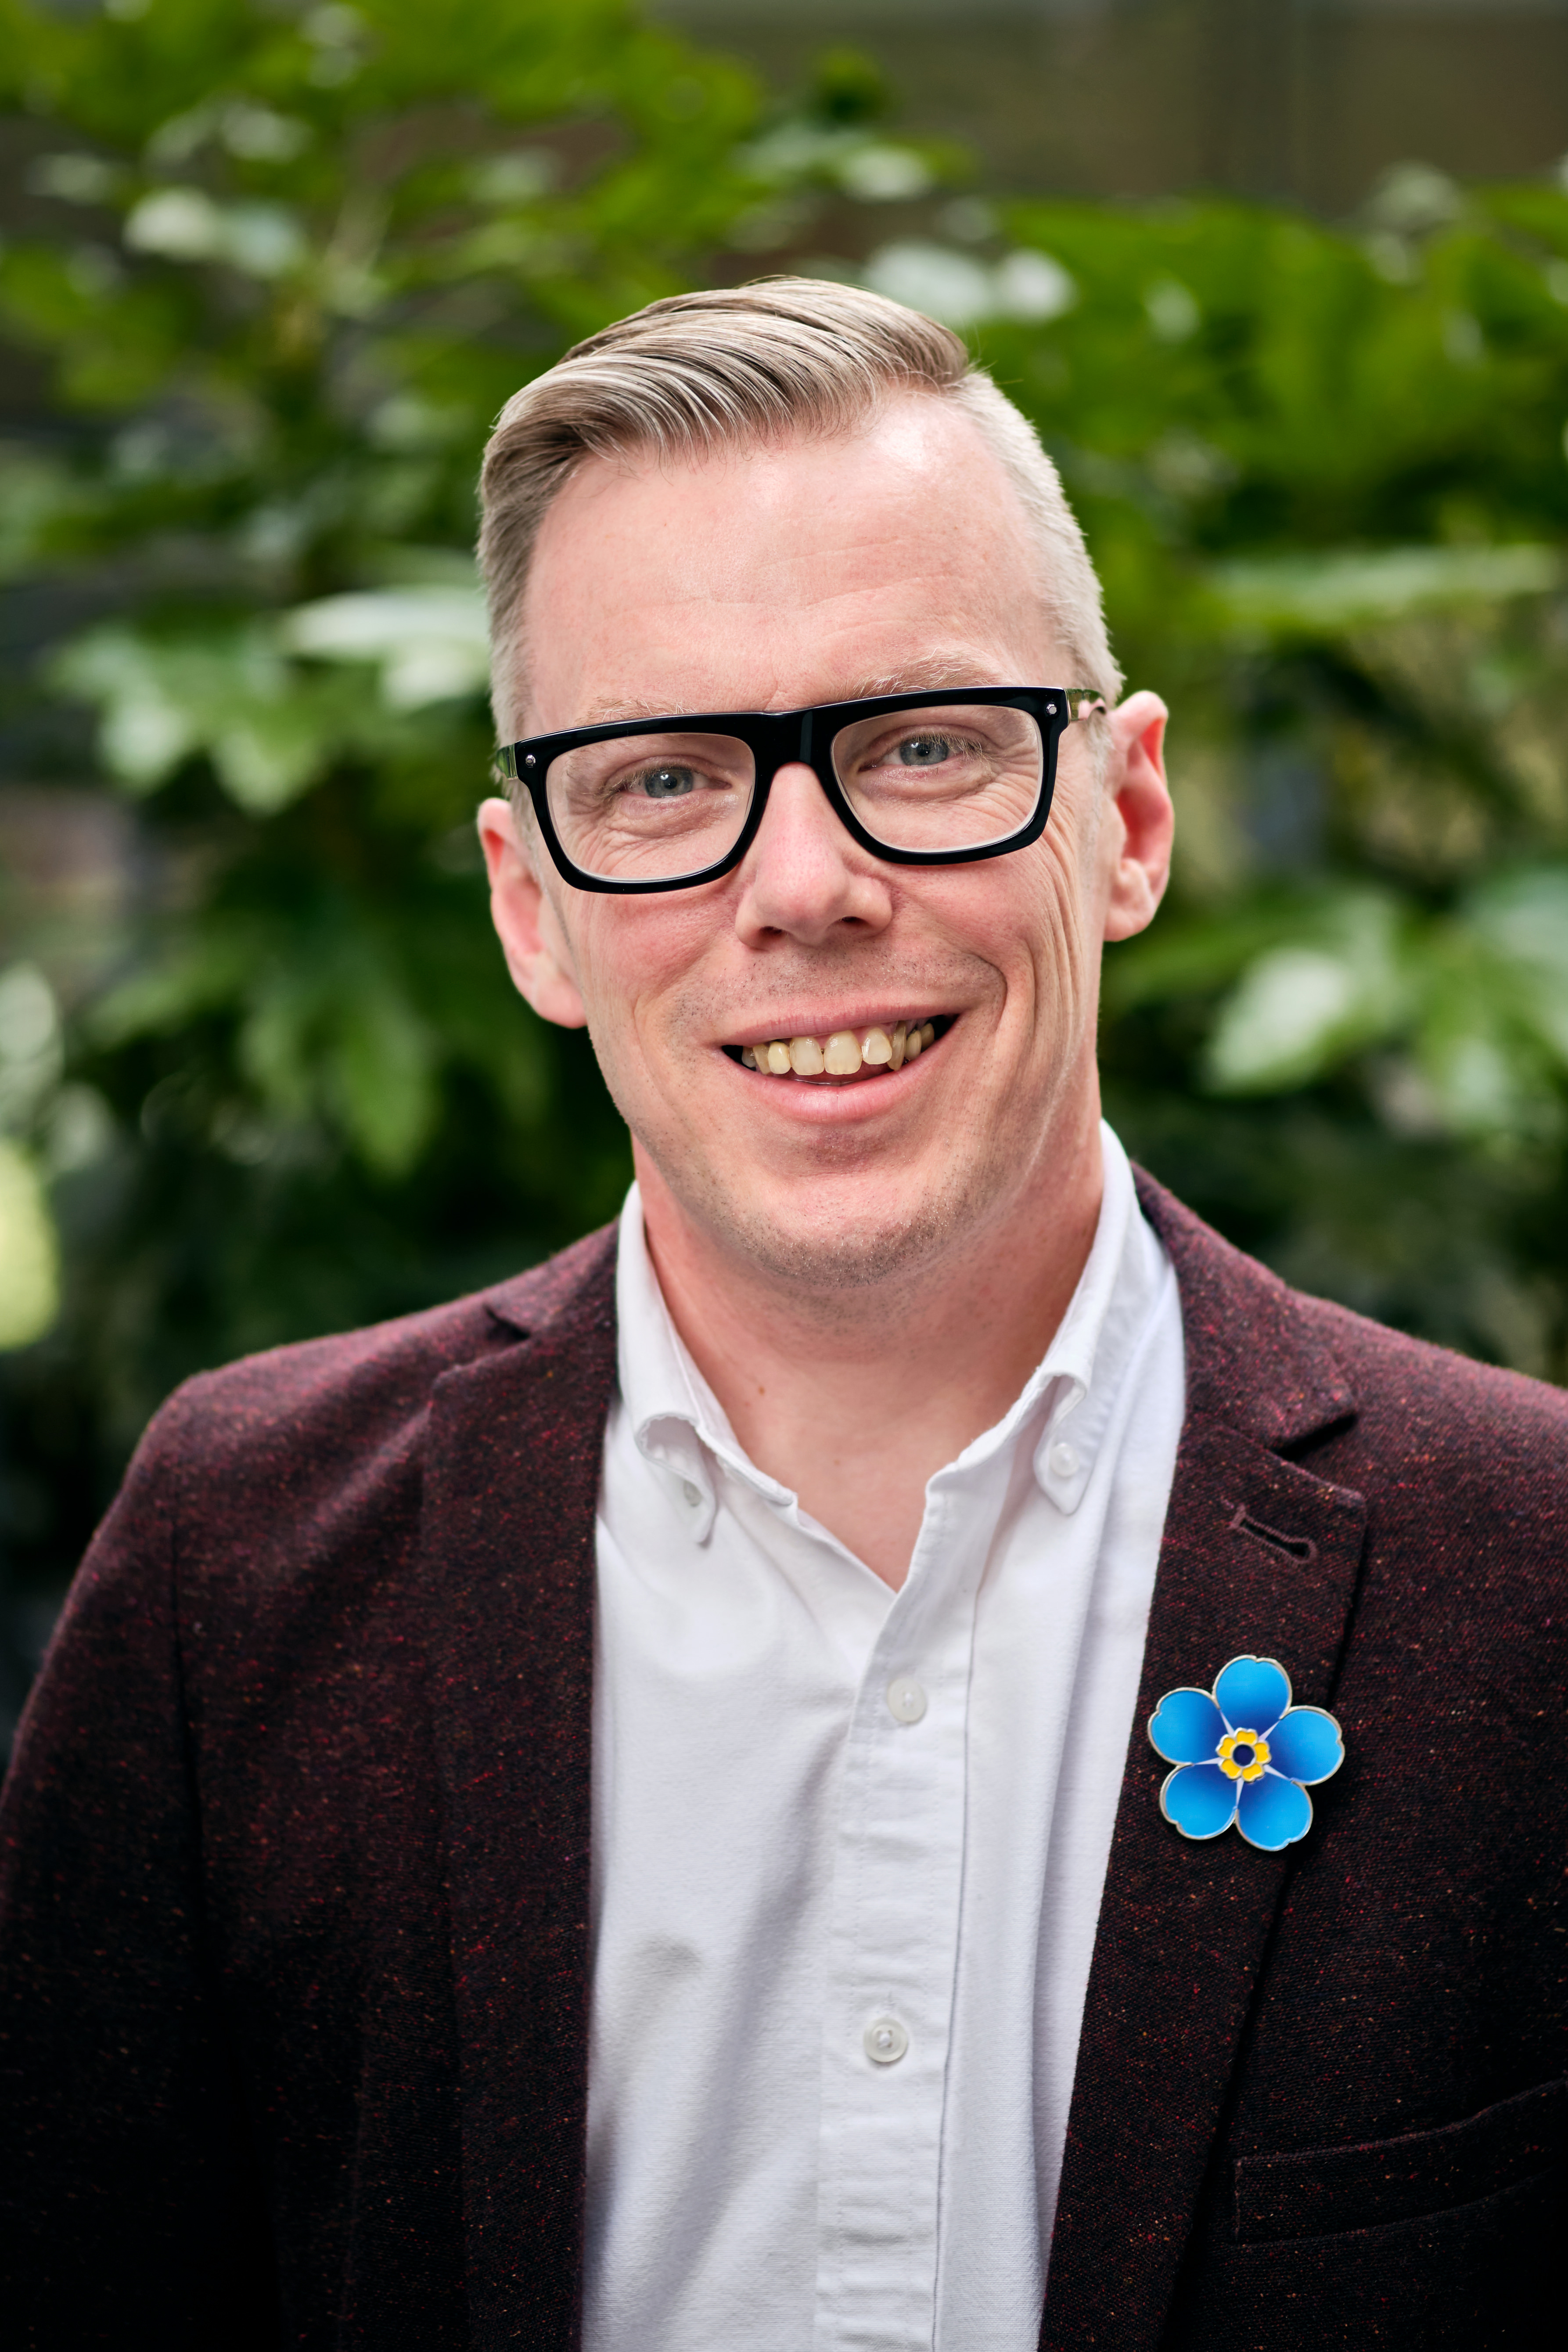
[732, 760, 894, 947]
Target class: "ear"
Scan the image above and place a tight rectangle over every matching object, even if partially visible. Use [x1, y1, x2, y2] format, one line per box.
[476, 796, 588, 1029]
[1100, 691, 1174, 944]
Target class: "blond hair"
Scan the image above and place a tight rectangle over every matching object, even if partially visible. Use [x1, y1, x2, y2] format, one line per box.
[478, 277, 1120, 742]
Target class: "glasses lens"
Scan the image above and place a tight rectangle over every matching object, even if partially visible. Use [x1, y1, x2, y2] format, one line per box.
[831, 703, 1044, 852]
[544, 732, 755, 883]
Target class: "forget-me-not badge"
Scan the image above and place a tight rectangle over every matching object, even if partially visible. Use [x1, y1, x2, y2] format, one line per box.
[1148, 1654, 1344, 1851]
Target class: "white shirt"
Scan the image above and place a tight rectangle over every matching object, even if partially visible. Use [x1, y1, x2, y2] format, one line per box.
[584, 1122, 1185, 2352]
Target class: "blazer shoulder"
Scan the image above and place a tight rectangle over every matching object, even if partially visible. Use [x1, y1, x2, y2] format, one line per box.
[1299, 1282, 1568, 1482]
[144, 1221, 618, 1498]
[1134, 1162, 1568, 1513]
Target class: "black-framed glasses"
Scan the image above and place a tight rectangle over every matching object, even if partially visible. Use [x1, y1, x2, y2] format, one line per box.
[496, 686, 1107, 894]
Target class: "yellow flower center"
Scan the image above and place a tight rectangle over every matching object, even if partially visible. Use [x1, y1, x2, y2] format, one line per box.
[1217, 1727, 1270, 1783]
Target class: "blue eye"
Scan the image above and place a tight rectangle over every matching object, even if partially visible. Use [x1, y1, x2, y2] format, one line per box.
[897, 734, 957, 768]
[635, 766, 696, 799]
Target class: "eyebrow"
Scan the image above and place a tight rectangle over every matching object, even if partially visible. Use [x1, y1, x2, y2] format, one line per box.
[567, 657, 1019, 729]
[570, 692, 683, 726]
[838, 656, 1018, 701]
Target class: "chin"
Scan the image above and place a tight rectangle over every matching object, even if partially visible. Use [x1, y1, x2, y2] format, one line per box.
[661, 1149, 991, 1299]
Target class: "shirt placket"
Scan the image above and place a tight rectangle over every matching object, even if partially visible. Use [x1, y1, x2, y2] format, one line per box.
[812, 1477, 994, 2352]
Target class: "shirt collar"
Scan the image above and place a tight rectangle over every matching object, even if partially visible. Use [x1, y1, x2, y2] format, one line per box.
[614, 1120, 1172, 1536]
[1018, 1121, 1171, 1513]
[615, 1192, 778, 1541]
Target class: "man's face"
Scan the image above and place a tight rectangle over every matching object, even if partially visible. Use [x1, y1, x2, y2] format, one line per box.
[482, 395, 1170, 1294]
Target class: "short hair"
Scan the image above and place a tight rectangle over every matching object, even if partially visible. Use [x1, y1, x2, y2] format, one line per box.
[477, 276, 1121, 744]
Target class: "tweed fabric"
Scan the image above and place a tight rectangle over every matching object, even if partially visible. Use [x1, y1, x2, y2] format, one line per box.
[1043, 1175, 1568, 2352]
[0, 1228, 615, 2349]
[0, 1183, 1563, 2349]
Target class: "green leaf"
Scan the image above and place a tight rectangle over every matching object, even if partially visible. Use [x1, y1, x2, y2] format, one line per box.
[0, 1139, 59, 1352]
[1207, 544, 1563, 636]
[1459, 868, 1568, 1061]
[88, 930, 260, 1046]
[280, 585, 489, 709]
[50, 621, 356, 808]
[324, 981, 437, 1179]
[1203, 893, 1408, 1093]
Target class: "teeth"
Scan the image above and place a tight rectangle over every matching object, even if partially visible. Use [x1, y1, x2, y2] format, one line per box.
[742, 1019, 941, 1078]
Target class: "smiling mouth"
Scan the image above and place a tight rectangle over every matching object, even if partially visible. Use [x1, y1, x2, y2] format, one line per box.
[723, 1015, 950, 1082]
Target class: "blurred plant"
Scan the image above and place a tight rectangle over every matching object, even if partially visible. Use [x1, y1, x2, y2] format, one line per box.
[0, 963, 61, 1351]
[0, 0, 945, 1653]
[4, 0, 1568, 1687]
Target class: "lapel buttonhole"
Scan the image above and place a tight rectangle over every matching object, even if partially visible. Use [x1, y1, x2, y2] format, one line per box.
[1226, 1502, 1319, 1564]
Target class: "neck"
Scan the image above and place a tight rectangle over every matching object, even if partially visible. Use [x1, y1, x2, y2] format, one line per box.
[633, 1096, 1106, 1590]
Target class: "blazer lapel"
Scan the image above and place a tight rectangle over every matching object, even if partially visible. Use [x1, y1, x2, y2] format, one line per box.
[420, 1230, 617, 2352]
[1040, 1178, 1369, 2352]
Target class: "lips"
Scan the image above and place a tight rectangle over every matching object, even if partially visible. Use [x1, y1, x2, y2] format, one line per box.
[725, 1016, 946, 1081]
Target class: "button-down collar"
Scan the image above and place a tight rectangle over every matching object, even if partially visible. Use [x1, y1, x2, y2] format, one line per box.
[615, 1121, 1164, 1537]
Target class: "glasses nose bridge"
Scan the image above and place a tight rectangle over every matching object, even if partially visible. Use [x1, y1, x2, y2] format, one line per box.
[753, 706, 838, 807]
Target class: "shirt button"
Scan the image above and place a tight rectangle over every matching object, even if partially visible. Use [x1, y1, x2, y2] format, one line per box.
[1048, 1440, 1079, 1479]
[681, 1479, 701, 1508]
[886, 1676, 928, 1725]
[863, 2017, 909, 2065]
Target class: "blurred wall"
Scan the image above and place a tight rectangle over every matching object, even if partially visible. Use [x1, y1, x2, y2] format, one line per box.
[657, 0, 1568, 210]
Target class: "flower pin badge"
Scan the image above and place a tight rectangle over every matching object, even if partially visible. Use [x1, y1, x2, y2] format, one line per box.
[1148, 1654, 1343, 1851]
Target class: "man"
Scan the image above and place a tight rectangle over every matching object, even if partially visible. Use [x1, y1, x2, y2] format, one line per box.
[0, 281, 1562, 2351]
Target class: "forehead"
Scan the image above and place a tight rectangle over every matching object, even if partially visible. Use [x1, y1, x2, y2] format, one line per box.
[518, 396, 1057, 734]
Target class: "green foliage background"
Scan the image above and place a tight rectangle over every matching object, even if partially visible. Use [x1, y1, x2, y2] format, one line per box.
[2, 1, 1566, 1709]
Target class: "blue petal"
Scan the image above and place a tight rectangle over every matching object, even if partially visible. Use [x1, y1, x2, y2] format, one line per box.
[1148, 1687, 1226, 1765]
[1161, 1761, 1240, 1840]
[1266, 1705, 1344, 1787]
[1215, 1654, 1292, 1737]
[1236, 1771, 1313, 1851]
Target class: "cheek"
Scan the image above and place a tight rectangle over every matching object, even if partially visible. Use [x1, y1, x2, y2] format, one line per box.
[989, 821, 1105, 1054]
[1037, 794, 1106, 951]
[563, 897, 720, 1058]
[1014, 816, 1098, 964]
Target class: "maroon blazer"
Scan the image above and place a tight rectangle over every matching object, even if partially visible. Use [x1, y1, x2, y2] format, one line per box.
[1, 1174, 1564, 2348]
